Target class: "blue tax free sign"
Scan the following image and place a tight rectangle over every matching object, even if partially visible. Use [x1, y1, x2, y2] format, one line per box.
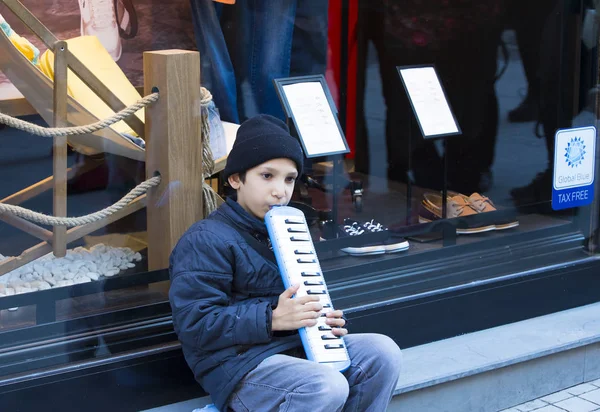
[552, 126, 596, 210]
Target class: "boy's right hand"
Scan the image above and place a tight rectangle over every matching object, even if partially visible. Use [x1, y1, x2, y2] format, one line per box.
[272, 284, 323, 331]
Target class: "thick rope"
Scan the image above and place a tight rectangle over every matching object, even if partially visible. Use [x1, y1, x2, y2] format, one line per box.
[0, 93, 159, 137]
[0, 85, 220, 221]
[199, 86, 220, 217]
[0, 176, 161, 227]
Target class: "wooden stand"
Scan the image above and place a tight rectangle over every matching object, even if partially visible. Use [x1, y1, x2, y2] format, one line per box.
[0, 49, 205, 276]
[52, 40, 68, 258]
[144, 50, 204, 271]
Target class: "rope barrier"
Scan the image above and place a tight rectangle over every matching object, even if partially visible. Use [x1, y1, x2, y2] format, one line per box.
[0, 176, 161, 227]
[0, 93, 159, 137]
[199, 87, 219, 217]
[0, 86, 219, 224]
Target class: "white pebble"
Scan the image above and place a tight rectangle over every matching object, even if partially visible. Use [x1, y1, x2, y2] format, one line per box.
[2, 244, 137, 292]
[14, 286, 34, 294]
[73, 275, 91, 284]
[45, 275, 59, 286]
[30, 280, 51, 290]
[22, 273, 36, 282]
[86, 272, 99, 281]
[8, 281, 23, 289]
[20, 267, 33, 275]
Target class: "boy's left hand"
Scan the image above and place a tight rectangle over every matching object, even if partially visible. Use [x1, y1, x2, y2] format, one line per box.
[326, 310, 348, 337]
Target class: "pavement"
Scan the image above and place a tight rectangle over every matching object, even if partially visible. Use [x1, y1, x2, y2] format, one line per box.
[502, 380, 600, 412]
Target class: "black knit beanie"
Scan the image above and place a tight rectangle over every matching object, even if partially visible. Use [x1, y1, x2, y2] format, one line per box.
[223, 114, 304, 180]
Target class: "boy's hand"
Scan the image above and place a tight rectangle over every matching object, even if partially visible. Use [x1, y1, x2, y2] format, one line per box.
[326, 310, 348, 337]
[272, 284, 322, 331]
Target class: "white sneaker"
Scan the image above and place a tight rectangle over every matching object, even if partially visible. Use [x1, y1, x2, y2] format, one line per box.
[78, 0, 122, 61]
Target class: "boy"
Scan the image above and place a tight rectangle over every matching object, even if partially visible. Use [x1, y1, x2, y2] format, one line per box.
[169, 114, 403, 411]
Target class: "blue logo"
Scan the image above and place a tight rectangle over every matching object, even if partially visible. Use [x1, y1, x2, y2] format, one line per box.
[564, 137, 586, 168]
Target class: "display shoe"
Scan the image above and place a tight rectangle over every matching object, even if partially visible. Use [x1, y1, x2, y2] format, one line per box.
[508, 94, 539, 123]
[447, 191, 519, 230]
[510, 169, 552, 206]
[78, 0, 122, 61]
[321, 220, 386, 256]
[418, 193, 495, 234]
[346, 218, 409, 253]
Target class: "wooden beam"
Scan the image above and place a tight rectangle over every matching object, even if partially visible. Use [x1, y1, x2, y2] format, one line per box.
[0, 196, 147, 276]
[52, 41, 68, 258]
[2, 0, 59, 52]
[0, 97, 36, 117]
[214, 155, 227, 175]
[0, 214, 53, 242]
[0, 164, 101, 206]
[0, 242, 52, 277]
[65, 195, 147, 243]
[144, 50, 203, 271]
[2, 0, 145, 138]
[1, 168, 72, 206]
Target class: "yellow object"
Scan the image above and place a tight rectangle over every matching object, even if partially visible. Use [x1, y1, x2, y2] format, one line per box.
[39, 36, 144, 137]
[0, 13, 40, 67]
[0, 13, 142, 138]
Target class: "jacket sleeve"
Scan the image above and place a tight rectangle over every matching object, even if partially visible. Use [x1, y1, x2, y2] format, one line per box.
[169, 228, 272, 352]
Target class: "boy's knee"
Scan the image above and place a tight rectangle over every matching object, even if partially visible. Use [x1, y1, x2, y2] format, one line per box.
[372, 334, 403, 374]
[310, 368, 349, 408]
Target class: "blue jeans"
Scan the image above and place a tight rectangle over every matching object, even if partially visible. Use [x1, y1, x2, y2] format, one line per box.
[290, 0, 329, 78]
[190, 0, 298, 123]
[226, 333, 403, 411]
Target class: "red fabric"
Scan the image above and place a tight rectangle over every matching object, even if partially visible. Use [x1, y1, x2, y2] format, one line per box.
[326, 0, 358, 158]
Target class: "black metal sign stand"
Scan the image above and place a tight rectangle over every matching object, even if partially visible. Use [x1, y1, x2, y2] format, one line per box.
[397, 65, 462, 245]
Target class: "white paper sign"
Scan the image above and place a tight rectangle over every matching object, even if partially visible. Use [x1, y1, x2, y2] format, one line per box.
[399, 67, 459, 137]
[282, 82, 348, 156]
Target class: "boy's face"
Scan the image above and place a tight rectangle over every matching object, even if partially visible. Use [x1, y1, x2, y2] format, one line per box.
[228, 158, 298, 220]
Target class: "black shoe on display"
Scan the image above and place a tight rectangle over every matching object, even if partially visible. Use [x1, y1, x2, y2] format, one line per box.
[508, 94, 539, 123]
[478, 170, 493, 193]
[510, 168, 552, 206]
[346, 218, 410, 253]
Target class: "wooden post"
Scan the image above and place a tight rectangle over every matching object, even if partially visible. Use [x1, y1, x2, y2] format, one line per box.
[52, 40, 68, 257]
[144, 50, 203, 270]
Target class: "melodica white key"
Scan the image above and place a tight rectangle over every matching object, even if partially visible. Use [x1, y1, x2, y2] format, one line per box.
[265, 206, 351, 372]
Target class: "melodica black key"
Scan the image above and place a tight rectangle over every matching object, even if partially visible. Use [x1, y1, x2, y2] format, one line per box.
[265, 206, 351, 372]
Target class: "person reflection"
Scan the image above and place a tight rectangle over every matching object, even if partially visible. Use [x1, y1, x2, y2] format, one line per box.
[360, 0, 506, 196]
[510, 0, 595, 207]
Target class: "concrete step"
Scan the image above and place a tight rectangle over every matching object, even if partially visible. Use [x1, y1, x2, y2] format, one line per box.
[144, 301, 600, 412]
[389, 301, 600, 412]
